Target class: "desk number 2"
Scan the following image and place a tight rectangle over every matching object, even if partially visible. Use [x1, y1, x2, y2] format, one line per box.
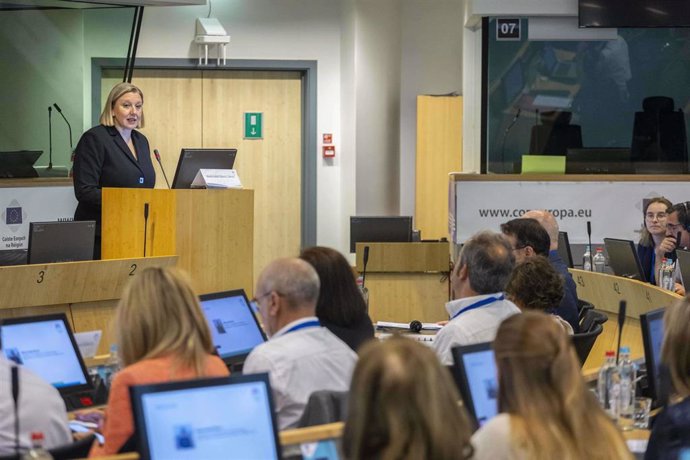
[36, 270, 45, 284]
[129, 264, 137, 276]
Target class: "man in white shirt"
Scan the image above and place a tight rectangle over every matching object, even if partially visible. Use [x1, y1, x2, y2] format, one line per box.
[244, 257, 358, 429]
[0, 355, 71, 454]
[434, 231, 520, 365]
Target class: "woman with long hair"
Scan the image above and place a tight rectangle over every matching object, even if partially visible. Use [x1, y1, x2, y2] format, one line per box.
[343, 337, 473, 460]
[472, 312, 631, 460]
[637, 197, 674, 285]
[88, 267, 229, 456]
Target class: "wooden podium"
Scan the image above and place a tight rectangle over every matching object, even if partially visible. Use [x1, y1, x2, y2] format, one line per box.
[355, 242, 450, 323]
[102, 188, 254, 295]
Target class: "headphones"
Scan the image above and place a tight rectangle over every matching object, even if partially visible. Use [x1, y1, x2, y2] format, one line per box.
[679, 201, 690, 232]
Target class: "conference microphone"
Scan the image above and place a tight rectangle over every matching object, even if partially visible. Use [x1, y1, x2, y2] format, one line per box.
[534, 108, 540, 154]
[153, 149, 171, 189]
[500, 107, 521, 173]
[48, 106, 53, 169]
[586, 221, 593, 270]
[11, 365, 20, 457]
[53, 103, 73, 152]
[615, 300, 627, 364]
[143, 203, 150, 258]
[361, 245, 370, 289]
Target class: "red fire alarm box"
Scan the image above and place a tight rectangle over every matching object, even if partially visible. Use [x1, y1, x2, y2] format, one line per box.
[323, 145, 335, 158]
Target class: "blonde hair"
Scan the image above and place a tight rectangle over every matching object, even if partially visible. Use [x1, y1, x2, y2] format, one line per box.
[100, 82, 145, 128]
[343, 337, 473, 460]
[494, 312, 631, 460]
[115, 267, 214, 375]
[662, 297, 690, 398]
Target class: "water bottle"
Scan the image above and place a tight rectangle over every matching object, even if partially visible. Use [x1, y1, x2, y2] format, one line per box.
[597, 350, 620, 421]
[658, 258, 675, 291]
[21, 432, 53, 459]
[617, 346, 636, 431]
[593, 247, 606, 273]
[583, 245, 592, 271]
[356, 276, 369, 313]
[98, 344, 120, 389]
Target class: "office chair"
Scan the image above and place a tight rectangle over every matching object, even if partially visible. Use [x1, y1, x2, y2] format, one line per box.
[297, 390, 349, 428]
[572, 322, 604, 365]
[631, 96, 688, 170]
[577, 299, 595, 324]
[580, 308, 608, 333]
[0, 434, 94, 460]
[529, 111, 583, 156]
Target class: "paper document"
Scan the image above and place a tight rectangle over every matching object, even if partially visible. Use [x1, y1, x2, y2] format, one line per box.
[376, 321, 442, 331]
[74, 330, 102, 358]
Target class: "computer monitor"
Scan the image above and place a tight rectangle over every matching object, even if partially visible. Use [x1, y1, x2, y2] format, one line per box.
[0, 150, 42, 178]
[450, 342, 498, 429]
[640, 307, 666, 406]
[171, 148, 237, 189]
[603, 238, 646, 281]
[27, 220, 96, 264]
[199, 290, 267, 366]
[349, 216, 413, 253]
[131, 373, 281, 460]
[557, 231, 574, 269]
[675, 249, 690, 288]
[0, 313, 92, 396]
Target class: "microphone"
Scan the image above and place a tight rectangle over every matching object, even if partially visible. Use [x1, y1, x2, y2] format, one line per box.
[409, 320, 423, 333]
[11, 365, 19, 458]
[534, 109, 540, 154]
[153, 149, 171, 189]
[361, 246, 370, 289]
[500, 107, 521, 172]
[48, 106, 53, 169]
[53, 103, 73, 152]
[143, 203, 149, 258]
[615, 300, 627, 364]
[586, 221, 593, 270]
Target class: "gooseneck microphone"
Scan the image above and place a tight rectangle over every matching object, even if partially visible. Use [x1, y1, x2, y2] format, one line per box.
[361, 246, 370, 289]
[153, 149, 171, 189]
[616, 300, 627, 364]
[48, 106, 53, 169]
[500, 107, 521, 172]
[11, 365, 19, 458]
[53, 103, 73, 151]
[143, 203, 150, 258]
[586, 221, 593, 270]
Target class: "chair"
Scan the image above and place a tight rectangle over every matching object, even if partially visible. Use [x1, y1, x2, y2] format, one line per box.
[572, 322, 604, 365]
[296, 390, 349, 428]
[580, 308, 608, 333]
[631, 96, 688, 170]
[529, 111, 583, 156]
[49, 434, 95, 460]
[577, 299, 595, 324]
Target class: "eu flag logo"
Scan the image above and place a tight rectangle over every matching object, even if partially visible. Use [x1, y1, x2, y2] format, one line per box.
[5, 207, 21, 225]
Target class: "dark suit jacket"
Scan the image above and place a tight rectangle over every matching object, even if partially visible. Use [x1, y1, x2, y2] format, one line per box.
[548, 250, 581, 333]
[637, 242, 656, 284]
[73, 125, 156, 226]
[645, 397, 690, 460]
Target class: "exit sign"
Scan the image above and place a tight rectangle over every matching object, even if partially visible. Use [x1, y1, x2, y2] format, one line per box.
[244, 112, 263, 139]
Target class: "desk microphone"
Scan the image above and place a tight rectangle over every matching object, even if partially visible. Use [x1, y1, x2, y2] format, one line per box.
[11, 365, 20, 458]
[143, 203, 149, 258]
[500, 107, 521, 172]
[586, 221, 593, 270]
[153, 149, 171, 189]
[361, 246, 370, 289]
[53, 103, 74, 155]
[534, 108, 540, 154]
[616, 300, 627, 364]
[48, 106, 53, 169]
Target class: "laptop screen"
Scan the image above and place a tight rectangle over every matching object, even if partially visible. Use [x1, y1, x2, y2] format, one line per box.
[451, 342, 499, 428]
[28, 220, 96, 264]
[640, 307, 665, 404]
[603, 238, 646, 281]
[199, 290, 267, 365]
[1, 314, 91, 392]
[132, 374, 281, 460]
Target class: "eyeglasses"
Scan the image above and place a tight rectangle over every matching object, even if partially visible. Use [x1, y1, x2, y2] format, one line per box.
[250, 291, 272, 305]
[645, 212, 667, 220]
[667, 222, 684, 232]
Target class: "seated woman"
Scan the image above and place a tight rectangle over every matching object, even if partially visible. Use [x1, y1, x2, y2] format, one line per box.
[299, 246, 374, 351]
[505, 256, 573, 334]
[645, 297, 690, 459]
[637, 197, 674, 285]
[343, 337, 473, 460]
[88, 267, 229, 456]
[472, 312, 631, 460]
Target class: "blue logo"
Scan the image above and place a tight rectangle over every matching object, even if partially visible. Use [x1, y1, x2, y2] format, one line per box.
[6, 207, 21, 225]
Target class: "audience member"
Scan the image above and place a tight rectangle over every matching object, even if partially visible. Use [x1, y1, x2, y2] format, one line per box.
[505, 256, 573, 334]
[472, 312, 631, 460]
[299, 246, 374, 351]
[522, 209, 580, 332]
[244, 258, 357, 429]
[0, 354, 71, 454]
[500, 217, 550, 264]
[433, 231, 519, 365]
[343, 337, 473, 460]
[664, 201, 690, 295]
[88, 267, 229, 456]
[637, 197, 674, 285]
[645, 297, 690, 459]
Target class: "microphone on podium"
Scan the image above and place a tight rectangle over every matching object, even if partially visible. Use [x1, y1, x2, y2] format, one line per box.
[153, 149, 171, 189]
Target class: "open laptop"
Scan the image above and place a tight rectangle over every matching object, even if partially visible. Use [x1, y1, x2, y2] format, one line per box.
[0, 313, 97, 410]
[450, 342, 499, 429]
[640, 307, 670, 408]
[603, 238, 646, 281]
[0, 150, 42, 178]
[171, 148, 237, 189]
[27, 220, 96, 264]
[557, 231, 574, 268]
[131, 373, 281, 460]
[675, 248, 690, 288]
[199, 290, 267, 368]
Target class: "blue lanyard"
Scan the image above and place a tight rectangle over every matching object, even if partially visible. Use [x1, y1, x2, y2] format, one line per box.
[650, 252, 656, 284]
[283, 320, 321, 335]
[451, 295, 504, 321]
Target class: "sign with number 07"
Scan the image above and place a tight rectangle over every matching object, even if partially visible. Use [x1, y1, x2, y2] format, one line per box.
[496, 18, 521, 41]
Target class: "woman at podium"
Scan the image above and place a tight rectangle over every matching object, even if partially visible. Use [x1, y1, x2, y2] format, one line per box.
[72, 82, 156, 259]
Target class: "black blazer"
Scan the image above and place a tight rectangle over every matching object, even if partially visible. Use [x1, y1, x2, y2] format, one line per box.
[73, 125, 156, 225]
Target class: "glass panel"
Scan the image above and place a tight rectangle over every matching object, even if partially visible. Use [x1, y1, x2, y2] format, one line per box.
[485, 18, 690, 174]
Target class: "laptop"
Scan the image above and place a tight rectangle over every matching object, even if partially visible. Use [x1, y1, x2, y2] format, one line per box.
[0, 150, 42, 178]
[0, 313, 97, 410]
[131, 373, 281, 460]
[675, 249, 690, 288]
[603, 238, 646, 281]
[199, 290, 267, 367]
[349, 216, 413, 253]
[171, 148, 237, 189]
[27, 220, 96, 264]
[640, 307, 669, 408]
[450, 342, 499, 429]
[557, 231, 574, 269]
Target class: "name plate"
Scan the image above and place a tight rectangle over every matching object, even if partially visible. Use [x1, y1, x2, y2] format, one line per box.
[191, 169, 242, 189]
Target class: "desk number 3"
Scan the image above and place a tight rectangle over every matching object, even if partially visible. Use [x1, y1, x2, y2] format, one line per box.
[36, 270, 45, 284]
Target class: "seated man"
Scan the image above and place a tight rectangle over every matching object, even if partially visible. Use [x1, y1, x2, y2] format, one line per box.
[433, 231, 519, 365]
[501, 216, 580, 332]
[244, 258, 358, 429]
[0, 353, 71, 454]
[665, 201, 690, 295]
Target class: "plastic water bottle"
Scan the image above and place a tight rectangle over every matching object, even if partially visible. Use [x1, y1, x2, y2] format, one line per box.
[356, 276, 369, 313]
[98, 344, 120, 389]
[593, 247, 606, 273]
[21, 432, 53, 459]
[617, 346, 637, 431]
[597, 350, 620, 421]
[583, 245, 592, 271]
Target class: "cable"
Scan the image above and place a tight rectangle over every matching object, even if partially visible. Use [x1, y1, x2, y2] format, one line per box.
[207, 0, 212, 18]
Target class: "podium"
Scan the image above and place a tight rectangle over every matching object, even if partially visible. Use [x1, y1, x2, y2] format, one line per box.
[355, 242, 450, 323]
[102, 188, 254, 295]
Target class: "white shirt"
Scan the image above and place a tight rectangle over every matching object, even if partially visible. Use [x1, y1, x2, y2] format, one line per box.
[472, 414, 526, 460]
[0, 356, 71, 454]
[433, 293, 520, 365]
[243, 317, 358, 429]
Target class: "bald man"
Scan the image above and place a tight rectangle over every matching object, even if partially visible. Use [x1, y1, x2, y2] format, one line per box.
[523, 210, 579, 332]
[244, 258, 357, 429]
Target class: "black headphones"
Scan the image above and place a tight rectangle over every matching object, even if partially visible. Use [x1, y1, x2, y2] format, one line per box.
[679, 201, 690, 232]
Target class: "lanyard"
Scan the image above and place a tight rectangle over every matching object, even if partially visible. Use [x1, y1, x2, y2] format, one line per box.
[283, 320, 321, 335]
[451, 295, 504, 321]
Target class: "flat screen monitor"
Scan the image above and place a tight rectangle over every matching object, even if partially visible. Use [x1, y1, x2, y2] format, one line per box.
[171, 148, 237, 189]
[603, 238, 646, 282]
[0, 150, 41, 178]
[557, 231, 574, 269]
[199, 290, 267, 365]
[349, 216, 413, 253]
[640, 307, 666, 406]
[0, 313, 92, 395]
[28, 220, 96, 264]
[675, 249, 690, 288]
[131, 373, 281, 460]
[565, 148, 633, 174]
[579, 0, 690, 28]
[451, 342, 498, 429]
